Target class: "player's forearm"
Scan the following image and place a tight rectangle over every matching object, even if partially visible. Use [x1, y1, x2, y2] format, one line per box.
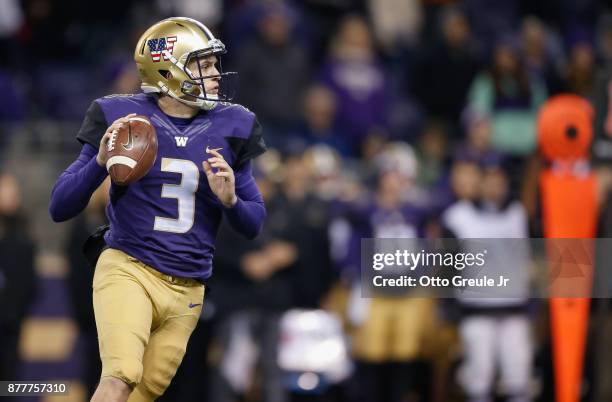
[223, 162, 266, 238]
[49, 144, 108, 222]
[224, 197, 266, 239]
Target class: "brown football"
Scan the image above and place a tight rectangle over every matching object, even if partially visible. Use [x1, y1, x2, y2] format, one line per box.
[106, 115, 157, 185]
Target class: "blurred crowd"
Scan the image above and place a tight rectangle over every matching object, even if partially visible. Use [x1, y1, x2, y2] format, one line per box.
[3, 0, 612, 401]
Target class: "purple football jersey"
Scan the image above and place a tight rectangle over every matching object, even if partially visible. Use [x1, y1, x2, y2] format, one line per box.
[76, 93, 266, 281]
[340, 200, 426, 268]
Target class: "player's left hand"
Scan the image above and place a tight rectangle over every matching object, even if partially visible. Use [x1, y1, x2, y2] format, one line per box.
[203, 148, 237, 208]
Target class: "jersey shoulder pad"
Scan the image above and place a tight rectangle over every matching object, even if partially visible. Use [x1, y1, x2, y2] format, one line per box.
[212, 103, 266, 166]
[76, 93, 153, 148]
[76, 99, 108, 148]
[213, 102, 255, 138]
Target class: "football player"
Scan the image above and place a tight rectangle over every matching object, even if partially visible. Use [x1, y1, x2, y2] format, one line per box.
[49, 17, 266, 402]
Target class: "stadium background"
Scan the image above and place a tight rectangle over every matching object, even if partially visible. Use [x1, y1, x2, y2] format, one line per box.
[1, 0, 612, 401]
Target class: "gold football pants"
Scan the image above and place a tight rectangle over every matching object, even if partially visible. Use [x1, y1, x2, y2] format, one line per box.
[93, 248, 205, 401]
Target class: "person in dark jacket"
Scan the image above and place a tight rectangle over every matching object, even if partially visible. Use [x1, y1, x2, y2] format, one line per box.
[235, 2, 310, 143]
[209, 152, 334, 402]
[0, 173, 36, 380]
[411, 8, 479, 128]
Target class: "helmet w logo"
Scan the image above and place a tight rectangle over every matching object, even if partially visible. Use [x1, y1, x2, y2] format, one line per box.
[147, 36, 178, 62]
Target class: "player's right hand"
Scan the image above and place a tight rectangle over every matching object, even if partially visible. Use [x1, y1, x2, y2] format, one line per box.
[96, 113, 137, 167]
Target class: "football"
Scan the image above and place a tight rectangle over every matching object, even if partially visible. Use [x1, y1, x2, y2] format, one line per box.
[106, 115, 158, 186]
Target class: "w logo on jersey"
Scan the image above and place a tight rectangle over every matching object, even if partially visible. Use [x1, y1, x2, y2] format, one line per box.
[175, 136, 188, 147]
[147, 36, 178, 62]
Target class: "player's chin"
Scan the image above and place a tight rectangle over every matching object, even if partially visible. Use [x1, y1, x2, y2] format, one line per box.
[206, 89, 219, 100]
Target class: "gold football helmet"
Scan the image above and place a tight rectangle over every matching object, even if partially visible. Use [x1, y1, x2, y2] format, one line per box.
[134, 17, 237, 110]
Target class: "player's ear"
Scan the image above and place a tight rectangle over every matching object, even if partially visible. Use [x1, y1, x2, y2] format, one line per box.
[165, 71, 172, 80]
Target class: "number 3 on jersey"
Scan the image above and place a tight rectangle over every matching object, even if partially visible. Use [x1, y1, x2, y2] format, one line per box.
[153, 158, 199, 233]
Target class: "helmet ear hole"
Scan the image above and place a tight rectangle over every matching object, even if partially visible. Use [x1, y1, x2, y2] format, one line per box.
[158, 70, 171, 79]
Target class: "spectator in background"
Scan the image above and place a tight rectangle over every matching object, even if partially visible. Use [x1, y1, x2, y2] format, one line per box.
[366, 0, 422, 57]
[300, 0, 361, 66]
[443, 163, 532, 402]
[210, 151, 334, 402]
[520, 16, 564, 96]
[303, 144, 359, 202]
[415, 120, 448, 188]
[462, 0, 519, 52]
[235, 2, 310, 147]
[563, 36, 596, 99]
[0, 0, 22, 37]
[301, 144, 369, 335]
[272, 150, 335, 309]
[318, 15, 389, 156]
[450, 158, 482, 202]
[592, 16, 612, 164]
[155, 0, 223, 29]
[341, 143, 436, 402]
[596, 14, 612, 67]
[289, 85, 353, 157]
[467, 37, 546, 156]
[0, 0, 23, 68]
[210, 184, 295, 402]
[412, 7, 479, 128]
[0, 173, 36, 380]
[421, 146, 485, 215]
[454, 108, 500, 166]
[66, 178, 109, 398]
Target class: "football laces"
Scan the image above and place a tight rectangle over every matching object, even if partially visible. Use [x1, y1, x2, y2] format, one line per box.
[107, 129, 119, 152]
